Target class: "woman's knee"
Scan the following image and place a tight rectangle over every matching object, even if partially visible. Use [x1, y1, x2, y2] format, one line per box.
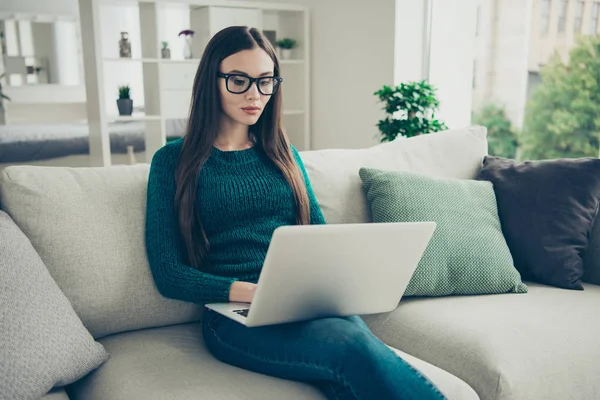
[342, 329, 385, 362]
[313, 317, 382, 361]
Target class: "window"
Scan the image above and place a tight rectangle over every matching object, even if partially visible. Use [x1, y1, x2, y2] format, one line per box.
[473, 60, 477, 89]
[558, 0, 569, 33]
[574, 1, 584, 32]
[591, 2, 600, 34]
[541, 0, 552, 34]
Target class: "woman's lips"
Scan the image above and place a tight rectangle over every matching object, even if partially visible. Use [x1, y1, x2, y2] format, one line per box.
[242, 106, 261, 115]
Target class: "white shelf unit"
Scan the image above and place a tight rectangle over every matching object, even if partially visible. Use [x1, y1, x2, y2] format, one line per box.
[78, 0, 311, 167]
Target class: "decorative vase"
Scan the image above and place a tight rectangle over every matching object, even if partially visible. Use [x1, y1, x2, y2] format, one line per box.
[119, 32, 131, 58]
[183, 37, 193, 59]
[161, 48, 171, 59]
[117, 98, 133, 116]
[281, 48, 292, 60]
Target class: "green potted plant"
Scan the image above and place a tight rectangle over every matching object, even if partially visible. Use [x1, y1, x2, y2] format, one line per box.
[117, 85, 133, 116]
[276, 38, 297, 60]
[374, 80, 447, 142]
[161, 41, 171, 59]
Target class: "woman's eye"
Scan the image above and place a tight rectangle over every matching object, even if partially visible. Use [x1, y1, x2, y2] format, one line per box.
[233, 79, 246, 86]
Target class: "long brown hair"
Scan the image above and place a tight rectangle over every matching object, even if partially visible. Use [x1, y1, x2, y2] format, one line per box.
[175, 26, 310, 269]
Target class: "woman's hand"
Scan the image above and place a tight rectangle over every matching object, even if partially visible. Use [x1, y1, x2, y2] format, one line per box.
[229, 281, 257, 303]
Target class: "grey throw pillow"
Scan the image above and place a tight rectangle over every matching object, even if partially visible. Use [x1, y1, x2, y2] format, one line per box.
[0, 211, 109, 399]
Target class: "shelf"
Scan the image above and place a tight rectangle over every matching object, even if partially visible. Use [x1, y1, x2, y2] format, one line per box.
[159, 58, 301, 65]
[97, 0, 155, 4]
[160, 59, 202, 64]
[109, 114, 162, 121]
[82, 0, 310, 165]
[283, 110, 304, 115]
[104, 58, 160, 63]
[107, 111, 308, 119]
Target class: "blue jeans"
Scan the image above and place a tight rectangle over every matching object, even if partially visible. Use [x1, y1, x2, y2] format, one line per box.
[202, 309, 447, 400]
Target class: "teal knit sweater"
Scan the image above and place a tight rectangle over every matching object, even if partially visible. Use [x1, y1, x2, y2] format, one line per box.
[145, 139, 325, 304]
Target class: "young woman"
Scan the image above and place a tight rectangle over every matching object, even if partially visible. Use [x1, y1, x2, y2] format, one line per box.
[145, 26, 446, 400]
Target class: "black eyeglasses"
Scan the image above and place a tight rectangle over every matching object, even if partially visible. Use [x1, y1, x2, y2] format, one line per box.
[218, 73, 283, 95]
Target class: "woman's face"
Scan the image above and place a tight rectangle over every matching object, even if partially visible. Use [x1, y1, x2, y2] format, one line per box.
[218, 48, 275, 127]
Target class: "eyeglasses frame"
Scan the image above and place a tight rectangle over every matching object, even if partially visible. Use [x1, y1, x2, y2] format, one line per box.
[217, 72, 284, 96]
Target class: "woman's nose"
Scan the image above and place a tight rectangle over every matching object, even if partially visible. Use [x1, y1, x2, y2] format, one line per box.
[246, 82, 260, 99]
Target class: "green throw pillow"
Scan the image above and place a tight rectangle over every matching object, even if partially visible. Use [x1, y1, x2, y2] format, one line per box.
[359, 167, 528, 297]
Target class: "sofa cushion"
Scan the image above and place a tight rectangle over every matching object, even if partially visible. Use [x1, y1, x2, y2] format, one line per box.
[477, 156, 600, 290]
[66, 322, 478, 400]
[0, 211, 108, 400]
[0, 165, 203, 339]
[359, 168, 527, 297]
[363, 283, 600, 400]
[300, 126, 487, 224]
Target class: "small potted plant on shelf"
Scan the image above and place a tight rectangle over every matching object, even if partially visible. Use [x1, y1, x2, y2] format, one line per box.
[178, 29, 195, 59]
[117, 85, 133, 116]
[276, 38, 297, 60]
[161, 41, 171, 59]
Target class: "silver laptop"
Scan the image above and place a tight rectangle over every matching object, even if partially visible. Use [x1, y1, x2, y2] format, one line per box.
[205, 221, 435, 327]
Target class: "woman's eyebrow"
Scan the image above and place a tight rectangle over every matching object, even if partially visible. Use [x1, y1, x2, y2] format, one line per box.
[227, 69, 274, 77]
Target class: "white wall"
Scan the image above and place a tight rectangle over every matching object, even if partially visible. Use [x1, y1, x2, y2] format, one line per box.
[247, 0, 396, 150]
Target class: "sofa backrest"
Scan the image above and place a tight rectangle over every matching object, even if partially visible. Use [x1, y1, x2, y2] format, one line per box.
[0, 125, 487, 339]
[300, 126, 488, 224]
[0, 164, 203, 339]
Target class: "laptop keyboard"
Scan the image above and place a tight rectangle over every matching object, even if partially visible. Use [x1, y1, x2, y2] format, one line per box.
[233, 309, 249, 317]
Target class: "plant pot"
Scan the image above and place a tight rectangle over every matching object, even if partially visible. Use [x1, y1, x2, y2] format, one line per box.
[117, 98, 133, 116]
[281, 48, 292, 60]
[161, 48, 171, 59]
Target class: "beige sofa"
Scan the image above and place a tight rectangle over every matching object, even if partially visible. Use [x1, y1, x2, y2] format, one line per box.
[1, 126, 598, 400]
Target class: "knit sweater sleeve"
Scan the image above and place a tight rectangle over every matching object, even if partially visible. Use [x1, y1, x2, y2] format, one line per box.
[291, 145, 326, 225]
[145, 144, 238, 304]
